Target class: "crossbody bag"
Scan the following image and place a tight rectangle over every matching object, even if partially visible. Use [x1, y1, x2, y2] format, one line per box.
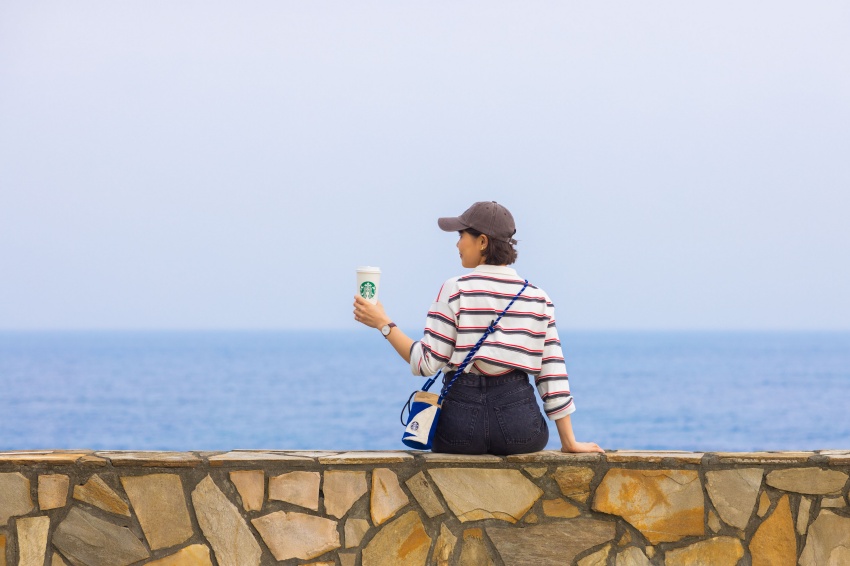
[400, 280, 530, 449]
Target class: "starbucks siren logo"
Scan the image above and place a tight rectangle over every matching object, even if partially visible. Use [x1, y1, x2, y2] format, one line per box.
[360, 281, 376, 300]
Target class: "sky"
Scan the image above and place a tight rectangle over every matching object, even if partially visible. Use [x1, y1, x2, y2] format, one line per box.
[1, 1, 848, 331]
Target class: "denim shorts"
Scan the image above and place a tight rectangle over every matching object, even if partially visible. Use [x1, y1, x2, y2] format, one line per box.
[432, 369, 549, 456]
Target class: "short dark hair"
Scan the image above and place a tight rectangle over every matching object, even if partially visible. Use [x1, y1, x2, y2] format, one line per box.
[462, 228, 518, 266]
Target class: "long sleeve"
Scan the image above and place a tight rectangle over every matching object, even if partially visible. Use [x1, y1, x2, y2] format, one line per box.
[409, 281, 459, 377]
[534, 303, 575, 420]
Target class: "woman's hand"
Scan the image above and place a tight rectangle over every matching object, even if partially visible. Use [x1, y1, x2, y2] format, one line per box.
[561, 441, 605, 454]
[353, 296, 392, 329]
[555, 415, 605, 454]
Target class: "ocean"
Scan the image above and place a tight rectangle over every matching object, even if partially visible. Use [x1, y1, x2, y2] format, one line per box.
[1, 330, 848, 452]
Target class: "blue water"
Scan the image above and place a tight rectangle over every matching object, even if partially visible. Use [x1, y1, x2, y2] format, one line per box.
[1, 331, 848, 452]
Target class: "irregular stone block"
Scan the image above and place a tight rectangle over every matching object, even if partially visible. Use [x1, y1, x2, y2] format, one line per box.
[147, 545, 214, 566]
[434, 523, 457, 566]
[487, 519, 616, 565]
[713, 452, 814, 464]
[362, 510, 431, 566]
[51, 555, 68, 566]
[429, 468, 542, 523]
[371, 468, 409, 525]
[766, 468, 848, 494]
[750, 494, 795, 566]
[191, 475, 262, 566]
[269, 471, 320, 510]
[542, 498, 580, 518]
[757, 491, 770, 517]
[252, 511, 340, 561]
[458, 528, 493, 566]
[319, 451, 414, 464]
[73, 475, 130, 516]
[592, 469, 703, 544]
[53, 506, 150, 566]
[524, 466, 548, 478]
[229, 471, 264, 512]
[824, 454, 850, 466]
[339, 553, 356, 566]
[0, 472, 33, 526]
[95, 451, 201, 467]
[38, 474, 70, 510]
[17, 516, 50, 566]
[421, 453, 503, 463]
[523, 512, 538, 524]
[665, 536, 744, 566]
[822, 496, 845, 508]
[324, 471, 367, 519]
[800, 510, 850, 566]
[577, 544, 610, 566]
[282, 451, 339, 459]
[707, 509, 722, 532]
[553, 466, 595, 502]
[615, 547, 650, 566]
[344, 518, 370, 548]
[121, 474, 193, 550]
[78, 454, 108, 466]
[606, 451, 703, 464]
[209, 452, 311, 466]
[0, 533, 6, 566]
[705, 468, 763, 530]
[506, 450, 602, 464]
[0, 452, 90, 465]
[797, 496, 812, 535]
[405, 471, 445, 518]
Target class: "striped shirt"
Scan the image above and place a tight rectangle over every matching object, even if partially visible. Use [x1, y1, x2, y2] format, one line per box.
[409, 264, 575, 420]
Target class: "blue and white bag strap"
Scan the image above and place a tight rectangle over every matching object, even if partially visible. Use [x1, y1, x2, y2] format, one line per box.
[438, 279, 529, 403]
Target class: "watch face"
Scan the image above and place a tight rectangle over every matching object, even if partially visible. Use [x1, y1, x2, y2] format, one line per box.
[382, 325, 390, 336]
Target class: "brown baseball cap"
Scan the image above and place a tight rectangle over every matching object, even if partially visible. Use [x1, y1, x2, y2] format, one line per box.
[438, 201, 517, 244]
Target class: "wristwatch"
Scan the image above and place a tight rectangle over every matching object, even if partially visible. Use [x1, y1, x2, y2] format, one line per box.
[381, 322, 397, 338]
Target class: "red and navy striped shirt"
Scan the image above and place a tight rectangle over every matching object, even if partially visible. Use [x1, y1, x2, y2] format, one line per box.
[409, 264, 575, 420]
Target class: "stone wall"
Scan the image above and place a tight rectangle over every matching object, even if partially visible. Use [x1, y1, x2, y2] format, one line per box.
[1, 449, 849, 565]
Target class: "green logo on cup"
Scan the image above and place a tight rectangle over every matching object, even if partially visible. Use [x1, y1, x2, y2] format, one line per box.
[360, 281, 376, 300]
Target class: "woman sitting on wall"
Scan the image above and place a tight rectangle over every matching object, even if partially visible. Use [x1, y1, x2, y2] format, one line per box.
[353, 201, 602, 455]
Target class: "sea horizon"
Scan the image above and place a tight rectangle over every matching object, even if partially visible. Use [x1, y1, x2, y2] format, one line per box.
[2, 329, 848, 452]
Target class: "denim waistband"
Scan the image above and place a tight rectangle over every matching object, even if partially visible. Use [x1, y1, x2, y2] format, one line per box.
[443, 369, 528, 388]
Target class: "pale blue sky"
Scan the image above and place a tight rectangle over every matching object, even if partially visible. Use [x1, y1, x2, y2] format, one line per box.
[1, 1, 848, 330]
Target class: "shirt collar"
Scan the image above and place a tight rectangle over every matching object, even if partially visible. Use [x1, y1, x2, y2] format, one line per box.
[472, 264, 519, 277]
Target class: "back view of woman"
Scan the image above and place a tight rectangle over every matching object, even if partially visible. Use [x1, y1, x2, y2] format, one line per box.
[354, 201, 602, 455]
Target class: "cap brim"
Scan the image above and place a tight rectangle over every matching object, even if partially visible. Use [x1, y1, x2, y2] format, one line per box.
[437, 216, 468, 232]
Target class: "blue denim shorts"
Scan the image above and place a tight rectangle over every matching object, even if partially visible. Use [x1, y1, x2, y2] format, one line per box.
[432, 369, 549, 455]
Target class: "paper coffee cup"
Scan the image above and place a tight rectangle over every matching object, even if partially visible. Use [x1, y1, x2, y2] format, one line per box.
[356, 266, 381, 304]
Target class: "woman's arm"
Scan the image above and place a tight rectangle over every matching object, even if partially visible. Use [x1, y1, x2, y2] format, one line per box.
[353, 296, 415, 363]
[555, 414, 604, 453]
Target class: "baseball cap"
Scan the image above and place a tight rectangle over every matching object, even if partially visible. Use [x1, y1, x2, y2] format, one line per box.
[437, 201, 517, 244]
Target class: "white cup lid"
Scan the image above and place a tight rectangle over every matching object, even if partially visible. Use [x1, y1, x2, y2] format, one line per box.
[357, 266, 381, 273]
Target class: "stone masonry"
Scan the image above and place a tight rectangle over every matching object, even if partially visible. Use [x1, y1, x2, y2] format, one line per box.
[1, 449, 849, 565]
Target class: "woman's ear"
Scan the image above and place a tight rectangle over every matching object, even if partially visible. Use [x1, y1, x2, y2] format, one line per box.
[479, 234, 489, 251]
